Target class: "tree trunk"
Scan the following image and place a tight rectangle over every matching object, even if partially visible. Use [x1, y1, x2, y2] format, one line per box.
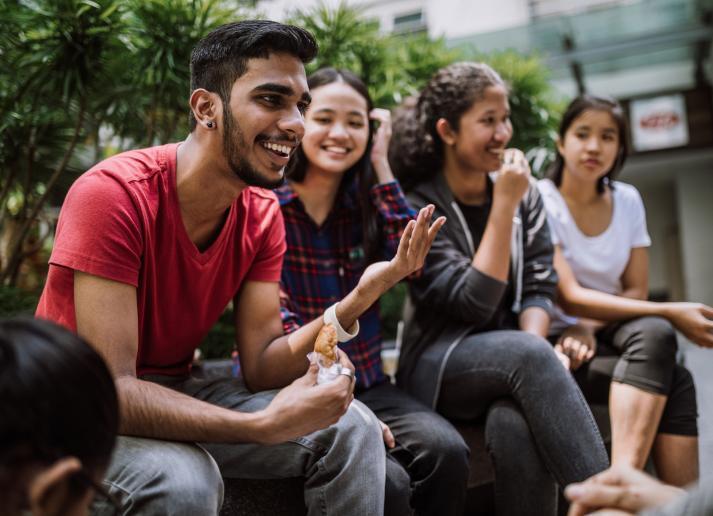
[0, 97, 87, 285]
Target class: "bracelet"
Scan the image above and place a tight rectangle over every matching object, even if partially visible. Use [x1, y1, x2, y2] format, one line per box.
[323, 303, 359, 342]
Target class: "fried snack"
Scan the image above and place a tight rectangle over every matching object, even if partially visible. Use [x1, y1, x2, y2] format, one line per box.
[314, 323, 338, 367]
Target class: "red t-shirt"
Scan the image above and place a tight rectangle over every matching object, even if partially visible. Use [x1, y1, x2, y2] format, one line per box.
[36, 143, 286, 376]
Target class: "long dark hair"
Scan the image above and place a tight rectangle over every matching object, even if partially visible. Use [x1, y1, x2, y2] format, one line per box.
[286, 67, 383, 264]
[546, 94, 629, 194]
[389, 62, 506, 191]
[0, 317, 119, 512]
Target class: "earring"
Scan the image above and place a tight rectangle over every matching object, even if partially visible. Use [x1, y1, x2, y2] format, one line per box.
[206, 121, 214, 128]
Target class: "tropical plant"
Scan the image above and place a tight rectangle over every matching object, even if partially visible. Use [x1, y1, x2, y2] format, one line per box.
[289, 2, 461, 108]
[0, 0, 127, 285]
[0, 0, 244, 287]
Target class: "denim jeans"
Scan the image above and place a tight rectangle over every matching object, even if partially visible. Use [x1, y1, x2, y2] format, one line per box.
[93, 375, 386, 516]
[357, 381, 470, 516]
[432, 330, 609, 516]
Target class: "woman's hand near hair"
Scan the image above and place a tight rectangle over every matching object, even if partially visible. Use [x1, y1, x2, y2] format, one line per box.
[369, 108, 395, 183]
[492, 148, 531, 212]
[660, 302, 713, 348]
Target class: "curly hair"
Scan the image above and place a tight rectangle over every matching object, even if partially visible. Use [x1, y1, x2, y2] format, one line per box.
[389, 62, 506, 191]
[546, 94, 628, 194]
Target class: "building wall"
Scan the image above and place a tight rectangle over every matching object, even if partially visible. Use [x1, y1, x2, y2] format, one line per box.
[426, 0, 530, 38]
[627, 179, 684, 301]
[676, 167, 713, 307]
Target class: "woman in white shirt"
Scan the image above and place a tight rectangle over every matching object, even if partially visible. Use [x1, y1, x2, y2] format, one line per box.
[538, 95, 713, 487]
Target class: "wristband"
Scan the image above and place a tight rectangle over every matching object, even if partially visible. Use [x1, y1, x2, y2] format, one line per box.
[323, 303, 359, 342]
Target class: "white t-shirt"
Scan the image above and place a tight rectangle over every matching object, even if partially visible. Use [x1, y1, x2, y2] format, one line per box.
[537, 178, 651, 328]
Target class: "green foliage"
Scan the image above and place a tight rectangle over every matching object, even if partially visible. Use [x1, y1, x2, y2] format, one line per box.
[1, 0, 563, 352]
[114, 0, 238, 146]
[380, 282, 407, 340]
[0, 285, 39, 316]
[290, 3, 562, 174]
[289, 3, 460, 108]
[0, 0, 243, 286]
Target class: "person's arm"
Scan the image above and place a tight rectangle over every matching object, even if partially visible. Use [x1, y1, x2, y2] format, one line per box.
[518, 181, 557, 337]
[368, 108, 417, 257]
[519, 307, 550, 338]
[619, 247, 649, 300]
[555, 247, 713, 347]
[472, 150, 531, 281]
[74, 272, 357, 444]
[237, 205, 446, 391]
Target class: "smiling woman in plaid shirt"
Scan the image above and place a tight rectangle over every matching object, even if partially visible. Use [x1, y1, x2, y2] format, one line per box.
[276, 68, 470, 516]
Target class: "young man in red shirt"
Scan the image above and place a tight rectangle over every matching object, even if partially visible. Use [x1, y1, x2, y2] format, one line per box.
[36, 20, 444, 515]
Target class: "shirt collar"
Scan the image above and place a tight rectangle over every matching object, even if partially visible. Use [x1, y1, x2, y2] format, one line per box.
[274, 176, 360, 210]
[275, 182, 299, 206]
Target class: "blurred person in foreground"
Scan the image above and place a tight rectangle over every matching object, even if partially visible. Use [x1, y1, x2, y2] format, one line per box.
[566, 465, 711, 515]
[0, 317, 119, 516]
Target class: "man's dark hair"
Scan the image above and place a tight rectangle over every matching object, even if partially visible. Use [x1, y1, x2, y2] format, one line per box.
[189, 19, 318, 131]
[0, 317, 119, 512]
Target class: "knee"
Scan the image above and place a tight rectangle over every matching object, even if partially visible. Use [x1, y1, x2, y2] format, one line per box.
[630, 316, 678, 365]
[484, 400, 531, 451]
[341, 400, 384, 446]
[512, 332, 559, 372]
[138, 441, 223, 514]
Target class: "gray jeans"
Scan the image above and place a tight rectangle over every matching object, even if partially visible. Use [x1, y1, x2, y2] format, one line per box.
[93, 375, 386, 516]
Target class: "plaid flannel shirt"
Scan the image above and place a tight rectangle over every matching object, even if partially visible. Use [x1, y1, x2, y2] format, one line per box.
[277, 179, 416, 390]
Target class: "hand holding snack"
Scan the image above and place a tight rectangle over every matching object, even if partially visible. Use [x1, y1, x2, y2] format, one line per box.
[309, 323, 351, 384]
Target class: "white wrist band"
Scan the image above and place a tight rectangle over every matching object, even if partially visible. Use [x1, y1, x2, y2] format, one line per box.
[323, 303, 359, 342]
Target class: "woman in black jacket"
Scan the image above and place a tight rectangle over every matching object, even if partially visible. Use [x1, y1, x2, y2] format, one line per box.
[390, 62, 608, 515]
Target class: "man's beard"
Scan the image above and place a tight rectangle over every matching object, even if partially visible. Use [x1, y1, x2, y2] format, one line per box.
[222, 107, 285, 189]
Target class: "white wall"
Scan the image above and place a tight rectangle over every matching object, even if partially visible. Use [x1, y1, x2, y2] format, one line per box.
[256, 0, 426, 30]
[426, 0, 530, 39]
[257, 0, 531, 36]
[631, 180, 684, 300]
[676, 166, 713, 307]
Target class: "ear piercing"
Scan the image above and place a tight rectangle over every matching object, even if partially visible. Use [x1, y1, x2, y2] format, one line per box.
[206, 121, 214, 128]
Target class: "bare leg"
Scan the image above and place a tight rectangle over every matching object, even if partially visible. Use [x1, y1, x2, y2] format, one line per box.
[609, 381, 666, 469]
[652, 434, 699, 486]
